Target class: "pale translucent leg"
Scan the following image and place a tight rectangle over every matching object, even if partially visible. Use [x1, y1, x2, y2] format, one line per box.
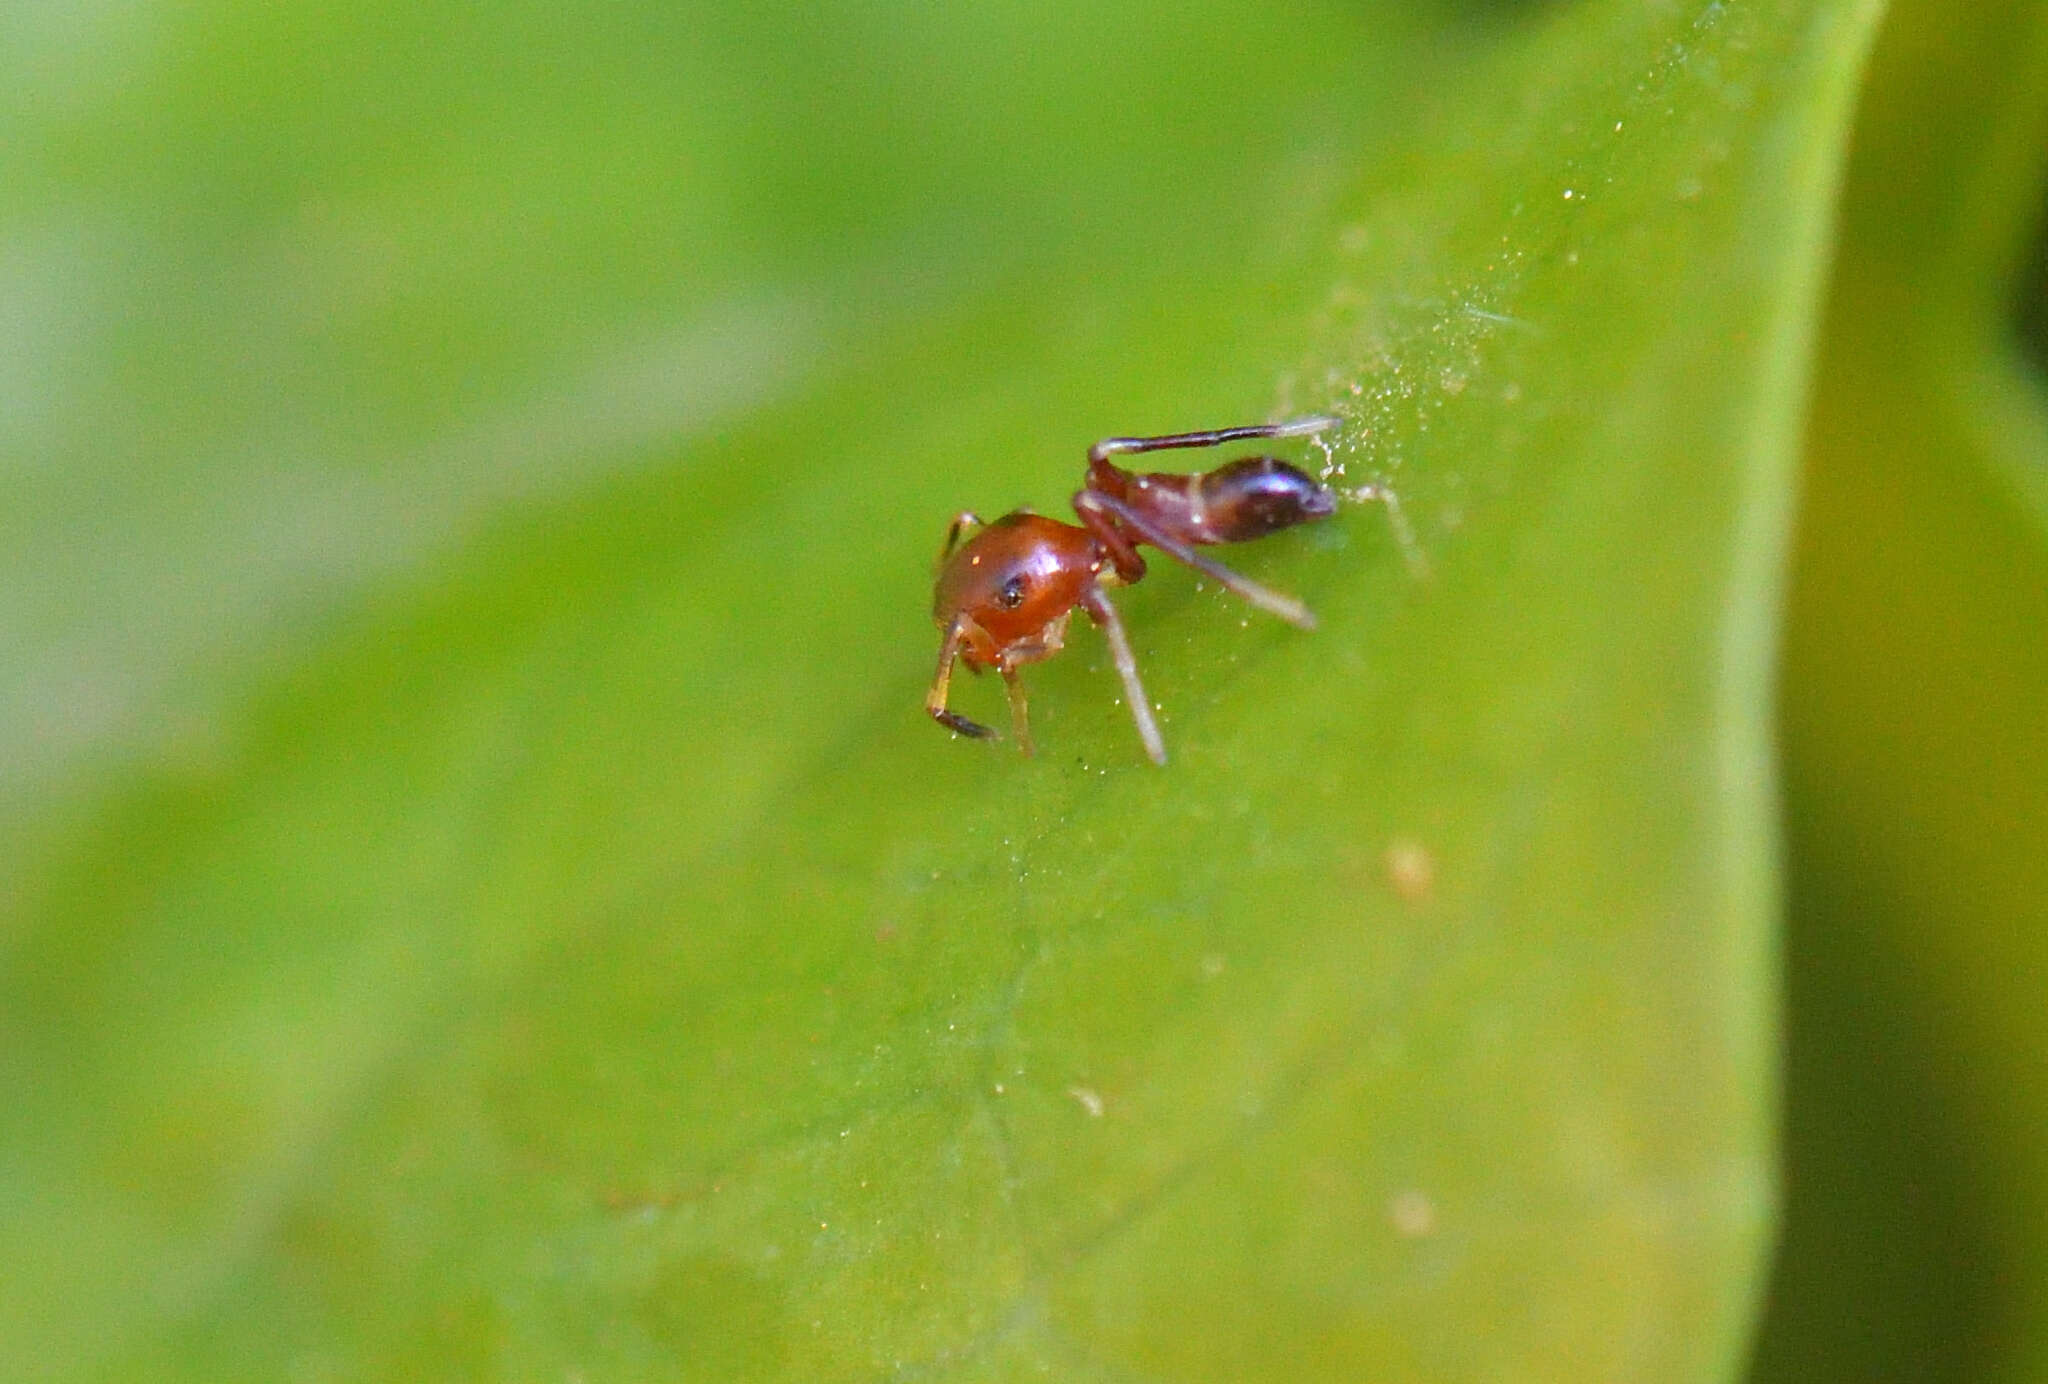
[1346, 483, 1431, 580]
[1083, 588, 1166, 765]
[1001, 669, 1035, 757]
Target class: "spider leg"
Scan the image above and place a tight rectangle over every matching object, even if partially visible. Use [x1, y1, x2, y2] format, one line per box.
[1000, 669, 1036, 757]
[1082, 586, 1166, 765]
[1087, 415, 1337, 465]
[1074, 490, 1315, 630]
[927, 616, 998, 740]
[938, 511, 984, 564]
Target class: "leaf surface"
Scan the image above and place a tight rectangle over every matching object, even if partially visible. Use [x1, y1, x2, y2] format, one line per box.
[0, 1, 1882, 1378]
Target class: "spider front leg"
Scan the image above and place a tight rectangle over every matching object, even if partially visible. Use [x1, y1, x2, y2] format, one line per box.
[1086, 414, 1338, 465]
[927, 616, 998, 740]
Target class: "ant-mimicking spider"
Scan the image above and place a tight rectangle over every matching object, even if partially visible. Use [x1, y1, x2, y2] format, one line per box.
[927, 415, 1340, 765]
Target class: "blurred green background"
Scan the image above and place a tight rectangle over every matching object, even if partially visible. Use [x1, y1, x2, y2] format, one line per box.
[3, 0, 2044, 1379]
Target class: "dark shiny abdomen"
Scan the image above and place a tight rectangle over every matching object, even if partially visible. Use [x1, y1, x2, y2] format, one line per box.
[1193, 457, 1337, 543]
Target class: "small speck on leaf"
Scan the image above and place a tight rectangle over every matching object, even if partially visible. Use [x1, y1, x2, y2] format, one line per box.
[1389, 1190, 1437, 1238]
[1386, 837, 1436, 902]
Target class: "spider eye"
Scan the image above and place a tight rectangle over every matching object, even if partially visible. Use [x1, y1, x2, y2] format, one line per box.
[997, 575, 1029, 609]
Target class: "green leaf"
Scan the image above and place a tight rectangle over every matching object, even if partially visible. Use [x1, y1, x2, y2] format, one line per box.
[1753, 2, 2048, 1380]
[2, 1, 1887, 1380]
